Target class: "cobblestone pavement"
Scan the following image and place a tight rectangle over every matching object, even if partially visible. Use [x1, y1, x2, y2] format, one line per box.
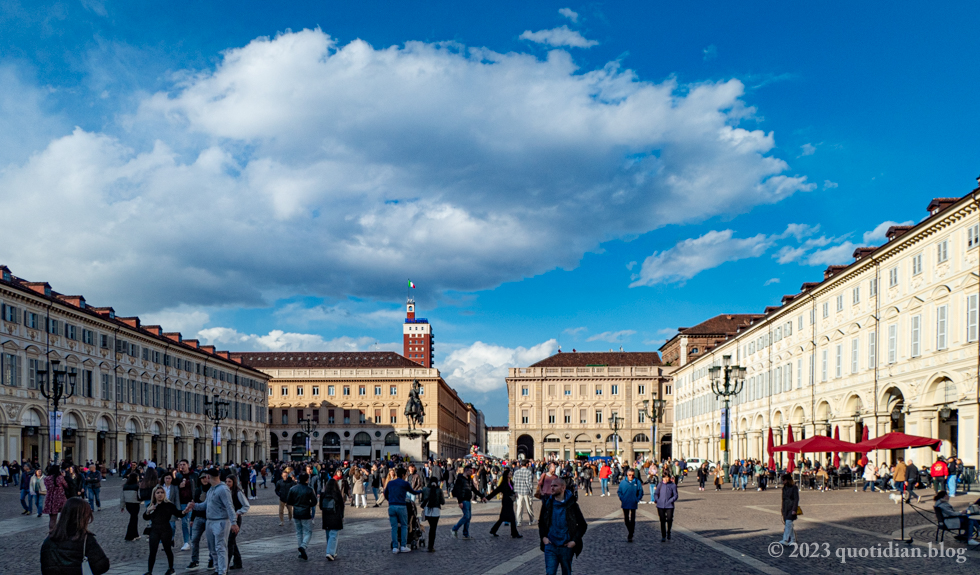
[1, 476, 978, 574]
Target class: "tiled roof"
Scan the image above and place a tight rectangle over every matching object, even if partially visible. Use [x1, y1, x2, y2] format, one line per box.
[677, 314, 764, 336]
[530, 351, 662, 368]
[235, 351, 421, 369]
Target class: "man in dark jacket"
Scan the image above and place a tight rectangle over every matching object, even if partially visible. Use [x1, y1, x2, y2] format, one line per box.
[451, 466, 486, 539]
[275, 471, 296, 526]
[174, 459, 198, 551]
[286, 474, 318, 560]
[539, 477, 587, 575]
[905, 459, 921, 503]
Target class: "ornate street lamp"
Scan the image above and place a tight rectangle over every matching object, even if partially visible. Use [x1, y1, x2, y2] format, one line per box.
[299, 416, 316, 459]
[204, 394, 230, 465]
[709, 355, 745, 477]
[640, 396, 667, 463]
[609, 414, 625, 462]
[38, 360, 76, 464]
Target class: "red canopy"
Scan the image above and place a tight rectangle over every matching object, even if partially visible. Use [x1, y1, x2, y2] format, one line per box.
[773, 435, 863, 454]
[767, 428, 775, 470]
[785, 425, 796, 473]
[854, 431, 942, 452]
[833, 426, 841, 467]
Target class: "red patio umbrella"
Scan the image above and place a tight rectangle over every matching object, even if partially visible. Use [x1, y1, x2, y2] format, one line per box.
[786, 425, 796, 473]
[767, 428, 775, 470]
[833, 426, 841, 468]
[858, 425, 870, 466]
[772, 436, 862, 454]
[854, 431, 942, 452]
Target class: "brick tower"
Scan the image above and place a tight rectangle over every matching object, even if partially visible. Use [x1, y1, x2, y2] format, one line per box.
[402, 298, 433, 367]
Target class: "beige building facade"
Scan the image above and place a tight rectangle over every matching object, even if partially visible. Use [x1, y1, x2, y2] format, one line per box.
[674, 189, 980, 469]
[506, 352, 674, 463]
[0, 265, 270, 468]
[237, 352, 472, 461]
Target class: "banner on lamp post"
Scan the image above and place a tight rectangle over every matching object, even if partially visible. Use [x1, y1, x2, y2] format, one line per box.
[49, 411, 63, 455]
[720, 407, 729, 451]
[214, 427, 222, 454]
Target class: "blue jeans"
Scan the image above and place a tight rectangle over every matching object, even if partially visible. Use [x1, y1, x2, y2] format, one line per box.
[453, 500, 472, 537]
[20, 488, 30, 511]
[948, 475, 958, 496]
[190, 517, 207, 563]
[325, 529, 340, 556]
[32, 493, 44, 515]
[294, 518, 313, 549]
[544, 543, 575, 575]
[600, 478, 609, 495]
[388, 505, 409, 548]
[177, 503, 190, 544]
[372, 487, 379, 501]
[86, 487, 101, 510]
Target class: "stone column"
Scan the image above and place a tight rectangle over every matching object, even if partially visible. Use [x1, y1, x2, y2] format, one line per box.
[164, 435, 173, 467]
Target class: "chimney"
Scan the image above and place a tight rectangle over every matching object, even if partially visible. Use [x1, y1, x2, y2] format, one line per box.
[144, 325, 163, 336]
[163, 332, 182, 343]
[119, 316, 141, 329]
[183, 339, 200, 349]
[217, 351, 230, 359]
[201, 345, 216, 354]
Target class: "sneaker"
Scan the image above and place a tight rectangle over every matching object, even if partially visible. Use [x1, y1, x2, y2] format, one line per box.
[186, 561, 199, 569]
[399, 546, 411, 552]
[451, 530, 458, 539]
[392, 548, 400, 554]
[165, 569, 176, 575]
[462, 535, 472, 540]
[969, 540, 980, 546]
[181, 543, 191, 551]
[326, 554, 336, 560]
[298, 547, 308, 560]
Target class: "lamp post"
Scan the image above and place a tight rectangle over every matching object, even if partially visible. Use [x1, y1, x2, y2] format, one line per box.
[609, 414, 625, 463]
[204, 394, 230, 465]
[640, 397, 667, 463]
[709, 354, 745, 478]
[38, 360, 76, 464]
[299, 416, 316, 460]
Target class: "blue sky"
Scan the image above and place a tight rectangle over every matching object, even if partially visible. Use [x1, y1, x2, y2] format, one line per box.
[1, 1, 978, 424]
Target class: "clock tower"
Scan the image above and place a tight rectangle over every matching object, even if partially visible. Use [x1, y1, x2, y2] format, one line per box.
[403, 298, 433, 367]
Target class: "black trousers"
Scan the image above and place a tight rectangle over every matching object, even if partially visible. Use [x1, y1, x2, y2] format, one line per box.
[227, 516, 243, 567]
[623, 508, 636, 537]
[657, 507, 674, 538]
[125, 503, 141, 541]
[148, 528, 175, 571]
[426, 516, 439, 550]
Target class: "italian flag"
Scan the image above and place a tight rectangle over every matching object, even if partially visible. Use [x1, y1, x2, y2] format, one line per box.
[408, 280, 416, 289]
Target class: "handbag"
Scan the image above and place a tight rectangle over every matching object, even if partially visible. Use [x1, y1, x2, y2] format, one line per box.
[80, 534, 94, 575]
[795, 506, 803, 516]
[322, 496, 337, 513]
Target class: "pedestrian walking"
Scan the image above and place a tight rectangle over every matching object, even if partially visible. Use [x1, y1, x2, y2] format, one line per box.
[617, 468, 644, 542]
[143, 485, 191, 575]
[930, 457, 948, 493]
[905, 459, 921, 503]
[384, 467, 422, 552]
[513, 461, 536, 526]
[186, 472, 211, 570]
[653, 472, 678, 542]
[538, 477, 587, 575]
[598, 462, 612, 496]
[286, 473, 317, 560]
[40, 498, 111, 575]
[197, 468, 238, 575]
[84, 466, 103, 512]
[121, 472, 142, 541]
[275, 470, 296, 526]
[31, 467, 47, 518]
[451, 466, 485, 540]
[319, 471, 345, 561]
[19, 463, 33, 515]
[778, 474, 800, 545]
[488, 468, 522, 538]
[224, 474, 250, 570]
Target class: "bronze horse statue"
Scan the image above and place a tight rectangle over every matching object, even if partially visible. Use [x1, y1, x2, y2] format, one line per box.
[404, 379, 425, 431]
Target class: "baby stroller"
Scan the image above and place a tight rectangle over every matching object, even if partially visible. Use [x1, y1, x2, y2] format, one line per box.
[406, 500, 426, 550]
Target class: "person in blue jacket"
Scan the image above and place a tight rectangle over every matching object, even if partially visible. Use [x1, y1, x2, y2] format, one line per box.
[653, 472, 679, 542]
[617, 468, 644, 542]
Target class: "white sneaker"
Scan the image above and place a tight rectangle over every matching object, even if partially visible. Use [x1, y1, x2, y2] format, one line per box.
[969, 540, 980, 546]
[180, 543, 191, 551]
[399, 546, 411, 553]
[392, 547, 399, 554]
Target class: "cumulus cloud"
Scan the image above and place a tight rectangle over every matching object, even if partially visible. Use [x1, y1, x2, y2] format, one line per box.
[586, 330, 636, 343]
[440, 339, 557, 393]
[558, 7, 579, 22]
[799, 143, 816, 156]
[520, 25, 598, 48]
[140, 307, 211, 335]
[0, 29, 813, 315]
[198, 327, 399, 352]
[630, 230, 773, 286]
[863, 220, 914, 244]
[274, 301, 403, 327]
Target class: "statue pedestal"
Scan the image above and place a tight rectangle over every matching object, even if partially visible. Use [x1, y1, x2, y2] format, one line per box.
[396, 429, 431, 462]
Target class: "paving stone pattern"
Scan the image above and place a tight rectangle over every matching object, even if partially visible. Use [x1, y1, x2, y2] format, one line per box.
[0, 475, 977, 574]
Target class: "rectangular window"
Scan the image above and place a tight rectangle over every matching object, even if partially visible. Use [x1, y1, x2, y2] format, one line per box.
[911, 315, 921, 357]
[821, 350, 828, 382]
[807, 356, 813, 386]
[390, 409, 397, 424]
[297, 409, 304, 422]
[870, 278, 878, 297]
[786, 321, 792, 336]
[822, 302, 829, 318]
[313, 410, 320, 423]
[374, 409, 382, 424]
[66, 324, 77, 340]
[142, 347, 149, 361]
[638, 410, 646, 423]
[912, 253, 923, 276]
[579, 384, 586, 396]
[25, 312, 39, 329]
[851, 338, 859, 373]
[637, 384, 645, 395]
[595, 410, 603, 424]
[835, 344, 842, 378]
[101, 373, 111, 400]
[327, 385, 335, 396]
[1, 304, 18, 323]
[521, 410, 529, 424]
[888, 324, 898, 363]
[564, 410, 571, 424]
[798, 315, 804, 331]
[836, 295, 844, 312]
[343, 386, 350, 396]
[28, 358, 45, 389]
[968, 294, 979, 343]
[797, 358, 802, 389]
[785, 363, 792, 391]
[852, 287, 860, 305]
[579, 409, 587, 424]
[328, 410, 336, 424]
[281, 386, 288, 396]
[375, 385, 381, 395]
[869, 331, 877, 368]
[548, 384, 555, 396]
[937, 304, 948, 350]
[595, 385, 603, 396]
[548, 410, 556, 424]
[281, 411, 288, 425]
[611, 384, 619, 395]
[937, 240, 948, 263]
[297, 386, 304, 396]
[970, 224, 980, 248]
[775, 366, 782, 394]
[564, 385, 571, 396]
[312, 386, 320, 396]
[889, 268, 899, 287]
[521, 386, 529, 396]
[344, 409, 351, 424]
[358, 386, 365, 396]
[390, 385, 397, 395]
[2, 353, 20, 386]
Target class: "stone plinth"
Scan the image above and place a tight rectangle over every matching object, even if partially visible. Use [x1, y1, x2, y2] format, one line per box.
[396, 429, 432, 462]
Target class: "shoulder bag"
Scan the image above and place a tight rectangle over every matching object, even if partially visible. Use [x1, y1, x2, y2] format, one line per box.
[80, 534, 94, 575]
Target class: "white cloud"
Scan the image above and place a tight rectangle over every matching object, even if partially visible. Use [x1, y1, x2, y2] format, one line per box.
[863, 220, 914, 244]
[764, 277, 780, 286]
[140, 306, 211, 335]
[440, 339, 557, 393]
[630, 230, 773, 286]
[197, 327, 399, 352]
[799, 143, 816, 156]
[804, 242, 857, 266]
[563, 326, 587, 336]
[703, 44, 718, 61]
[274, 302, 403, 327]
[586, 330, 636, 343]
[823, 180, 838, 189]
[520, 25, 598, 48]
[558, 7, 579, 22]
[0, 29, 814, 315]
